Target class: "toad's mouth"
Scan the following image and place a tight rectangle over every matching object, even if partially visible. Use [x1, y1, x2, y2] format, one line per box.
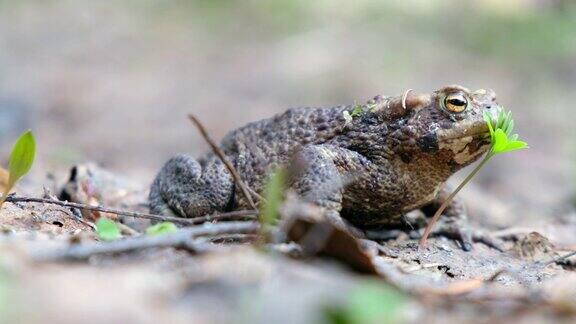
[436, 106, 499, 143]
[436, 121, 490, 143]
[436, 107, 500, 143]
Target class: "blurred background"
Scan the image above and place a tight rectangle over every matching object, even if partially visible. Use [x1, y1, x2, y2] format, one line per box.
[0, 0, 574, 229]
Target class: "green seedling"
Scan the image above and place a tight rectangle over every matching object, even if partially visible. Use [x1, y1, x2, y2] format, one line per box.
[0, 131, 36, 209]
[419, 108, 528, 248]
[146, 222, 178, 236]
[258, 169, 286, 241]
[324, 282, 407, 324]
[96, 217, 122, 241]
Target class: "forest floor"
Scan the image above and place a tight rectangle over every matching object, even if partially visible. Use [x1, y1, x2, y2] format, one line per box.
[0, 2, 575, 323]
[0, 160, 575, 324]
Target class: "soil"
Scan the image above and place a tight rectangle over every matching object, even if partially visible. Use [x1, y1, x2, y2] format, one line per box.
[0, 162, 575, 324]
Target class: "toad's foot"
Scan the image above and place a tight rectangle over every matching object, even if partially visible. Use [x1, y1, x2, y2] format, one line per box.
[364, 217, 504, 252]
[421, 217, 504, 252]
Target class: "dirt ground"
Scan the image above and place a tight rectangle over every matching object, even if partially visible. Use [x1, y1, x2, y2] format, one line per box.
[0, 164, 575, 323]
[0, 1, 575, 323]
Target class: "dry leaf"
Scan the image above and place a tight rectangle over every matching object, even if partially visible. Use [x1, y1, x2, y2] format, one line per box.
[512, 232, 557, 261]
[429, 279, 484, 296]
[280, 194, 378, 274]
[0, 166, 9, 194]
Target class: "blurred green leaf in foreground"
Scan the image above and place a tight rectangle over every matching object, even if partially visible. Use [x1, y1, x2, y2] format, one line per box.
[96, 218, 122, 241]
[260, 169, 286, 228]
[324, 283, 407, 324]
[146, 222, 178, 236]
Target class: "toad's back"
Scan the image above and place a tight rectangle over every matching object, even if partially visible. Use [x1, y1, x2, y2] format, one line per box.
[217, 106, 351, 186]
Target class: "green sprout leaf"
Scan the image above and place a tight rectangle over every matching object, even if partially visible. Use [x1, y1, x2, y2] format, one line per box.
[261, 169, 286, 227]
[483, 109, 528, 156]
[96, 218, 121, 241]
[420, 107, 528, 248]
[0, 130, 36, 208]
[146, 222, 178, 236]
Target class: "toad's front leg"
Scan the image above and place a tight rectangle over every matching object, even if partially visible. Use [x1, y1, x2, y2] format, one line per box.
[288, 144, 371, 236]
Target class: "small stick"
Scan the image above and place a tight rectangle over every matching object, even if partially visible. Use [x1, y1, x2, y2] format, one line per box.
[542, 250, 576, 266]
[34, 221, 259, 261]
[185, 209, 258, 224]
[205, 233, 258, 243]
[4, 195, 258, 225]
[188, 114, 261, 210]
[246, 186, 265, 205]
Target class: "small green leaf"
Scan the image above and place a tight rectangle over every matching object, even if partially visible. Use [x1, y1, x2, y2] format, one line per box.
[324, 282, 407, 324]
[496, 109, 506, 130]
[146, 222, 178, 236]
[492, 128, 509, 153]
[96, 218, 121, 241]
[504, 118, 515, 136]
[7, 131, 36, 189]
[0, 131, 36, 208]
[483, 111, 495, 139]
[350, 105, 363, 118]
[504, 140, 529, 152]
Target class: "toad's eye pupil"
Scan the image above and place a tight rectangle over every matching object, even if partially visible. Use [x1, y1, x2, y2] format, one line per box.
[443, 94, 468, 113]
[448, 98, 466, 106]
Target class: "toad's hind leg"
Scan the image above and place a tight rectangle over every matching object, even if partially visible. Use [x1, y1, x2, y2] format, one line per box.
[149, 154, 234, 218]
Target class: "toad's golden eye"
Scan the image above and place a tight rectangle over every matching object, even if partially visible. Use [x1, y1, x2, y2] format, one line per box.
[443, 93, 468, 113]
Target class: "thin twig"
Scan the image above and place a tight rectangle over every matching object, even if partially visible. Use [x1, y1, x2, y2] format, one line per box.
[34, 221, 259, 261]
[246, 186, 265, 205]
[187, 114, 262, 209]
[185, 210, 258, 224]
[4, 195, 258, 225]
[205, 233, 258, 244]
[542, 250, 576, 266]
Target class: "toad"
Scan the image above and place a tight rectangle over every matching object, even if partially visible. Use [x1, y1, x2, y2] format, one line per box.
[150, 85, 500, 250]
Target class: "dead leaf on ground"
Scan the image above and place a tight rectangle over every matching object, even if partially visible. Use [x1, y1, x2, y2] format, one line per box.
[512, 232, 557, 261]
[0, 166, 9, 194]
[280, 195, 378, 274]
[425, 278, 485, 296]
